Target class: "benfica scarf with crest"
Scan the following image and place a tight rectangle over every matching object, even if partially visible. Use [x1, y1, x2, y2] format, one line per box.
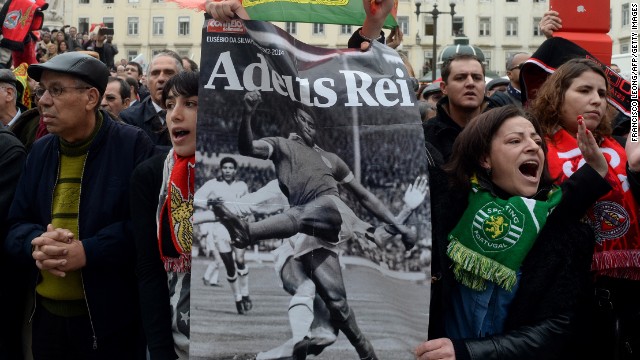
[157, 150, 195, 273]
[547, 129, 640, 280]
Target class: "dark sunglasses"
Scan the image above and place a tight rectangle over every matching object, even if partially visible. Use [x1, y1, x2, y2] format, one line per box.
[509, 63, 524, 71]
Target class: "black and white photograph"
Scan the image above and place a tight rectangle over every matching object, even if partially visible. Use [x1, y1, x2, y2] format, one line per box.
[191, 19, 432, 360]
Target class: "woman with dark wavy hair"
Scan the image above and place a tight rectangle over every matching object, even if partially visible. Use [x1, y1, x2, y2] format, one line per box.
[417, 105, 611, 360]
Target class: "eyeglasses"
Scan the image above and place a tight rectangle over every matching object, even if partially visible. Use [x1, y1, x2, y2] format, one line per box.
[34, 86, 92, 99]
[509, 63, 525, 71]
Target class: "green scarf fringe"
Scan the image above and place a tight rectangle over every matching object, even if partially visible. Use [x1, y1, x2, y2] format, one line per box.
[447, 239, 517, 291]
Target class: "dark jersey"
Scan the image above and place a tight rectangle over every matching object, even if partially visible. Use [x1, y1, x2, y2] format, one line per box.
[261, 134, 352, 206]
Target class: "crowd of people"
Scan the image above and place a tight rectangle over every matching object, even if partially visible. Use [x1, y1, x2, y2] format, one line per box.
[0, 0, 636, 359]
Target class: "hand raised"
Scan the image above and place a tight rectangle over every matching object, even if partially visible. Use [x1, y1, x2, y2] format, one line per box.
[576, 115, 608, 178]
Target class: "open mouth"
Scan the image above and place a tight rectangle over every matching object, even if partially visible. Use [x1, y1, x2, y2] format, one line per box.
[172, 129, 190, 140]
[518, 161, 540, 180]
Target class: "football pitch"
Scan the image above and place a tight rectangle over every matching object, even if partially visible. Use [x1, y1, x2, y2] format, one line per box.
[190, 256, 430, 360]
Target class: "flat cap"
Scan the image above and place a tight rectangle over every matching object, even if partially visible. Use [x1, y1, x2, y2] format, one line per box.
[486, 77, 510, 91]
[422, 82, 442, 97]
[0, 69, 18, 88]
[28, 52, 109, 95]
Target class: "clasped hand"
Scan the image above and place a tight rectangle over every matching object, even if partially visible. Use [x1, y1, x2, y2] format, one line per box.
[32, 224, 87, 277]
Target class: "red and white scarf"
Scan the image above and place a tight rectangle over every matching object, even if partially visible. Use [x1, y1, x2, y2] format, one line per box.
[547, 129, 640, 280]
[157, 149, 195, 273]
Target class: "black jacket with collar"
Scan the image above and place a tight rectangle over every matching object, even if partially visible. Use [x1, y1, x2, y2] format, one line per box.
[423, 96, 499, 163]
[119, 96, 171, 153]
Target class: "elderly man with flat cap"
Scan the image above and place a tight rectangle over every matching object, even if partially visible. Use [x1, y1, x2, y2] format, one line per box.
[5, 52, 154, 359]
[0, 69, 23, 128]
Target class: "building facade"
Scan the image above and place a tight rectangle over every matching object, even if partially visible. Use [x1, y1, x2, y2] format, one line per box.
[56, 0, 204, 68]
[48, 0, 631, 75]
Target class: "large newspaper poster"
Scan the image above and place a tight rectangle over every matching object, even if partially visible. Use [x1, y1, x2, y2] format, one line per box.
[193, 18, 431, 360]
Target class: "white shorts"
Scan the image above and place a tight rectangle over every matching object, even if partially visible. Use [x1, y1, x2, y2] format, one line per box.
[199, 221, 232, 253]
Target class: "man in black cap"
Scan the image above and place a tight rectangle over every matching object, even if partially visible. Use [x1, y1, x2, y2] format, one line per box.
[420, 81, 443, 108]
[485, 77, 510, 97]
[0, 69, 22, 128]
[5, 52, 154, 359]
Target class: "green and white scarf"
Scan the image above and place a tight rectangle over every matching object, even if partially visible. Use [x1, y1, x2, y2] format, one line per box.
[447, 176, 563, 291]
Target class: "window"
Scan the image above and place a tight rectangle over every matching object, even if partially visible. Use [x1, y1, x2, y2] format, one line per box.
[313, 23, 324, 35]
[153, 17, 164, 36]
[622, 3, 630, 26]
[104, 0, 113, 3]
[506, 0, 517, 2]
[127, 50, 138, 61]
[103, 17, 114, 30]
[78, 18, 89, 34]
[152, 0, 163, 2]
[285, 22, 297, 35]
[533, 17, 542, 36]
[398, 16, 409, 36]
[506, 18, 518, 36]
[340, 25, 352, 35]
[533, 0, 545, 2]
[479, 17, 491, 36]
[452, 16, 464, 36]
[79, 0, 89, 4]
[424, 17, 434, 36]
[483, 50, 491, 70]
[621, 43, 630, 53]
[178, 16, 190, 35]
[128, 17, 139, 36]
[423, 50, 434, 73]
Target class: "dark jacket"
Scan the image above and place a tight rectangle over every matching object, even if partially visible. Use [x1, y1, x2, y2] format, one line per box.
[119, 96, 172, 153]
[130, 153, 179, 360]
[0, 129, 26, 360]
[425, 136, 612, 360]
[5, 111, 154, 345]
[9, 107, 40, 152]
[85, 41, 118, 69]
[423, 96, 498, 163]
[489, 89, 523, 108]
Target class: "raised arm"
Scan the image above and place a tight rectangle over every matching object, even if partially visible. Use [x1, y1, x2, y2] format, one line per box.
[239, 91, 271, 159]
[205, 0, 250, 21]
[539, 10, 562, 39]
[343, 177, 416, 249]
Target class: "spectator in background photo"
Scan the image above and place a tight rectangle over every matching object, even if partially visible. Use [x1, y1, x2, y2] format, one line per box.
[54, 31, 65, 46]
[101, 76, 131, 119]
[0, 69, 22, 128]
[44, 43, 58, 61]
[120, 52, 182, 152]
[420, 81, 442, 107]
[181, 57, 198, 72]
[37, 32, 52, 53]
[125, 76, 141, 106]
[490, 52, 530, 107]
[485, 77, 509, 97]
[57, 40, 69, 55]
[63, 26, 82, 51]
[126, 61, 150, 101]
